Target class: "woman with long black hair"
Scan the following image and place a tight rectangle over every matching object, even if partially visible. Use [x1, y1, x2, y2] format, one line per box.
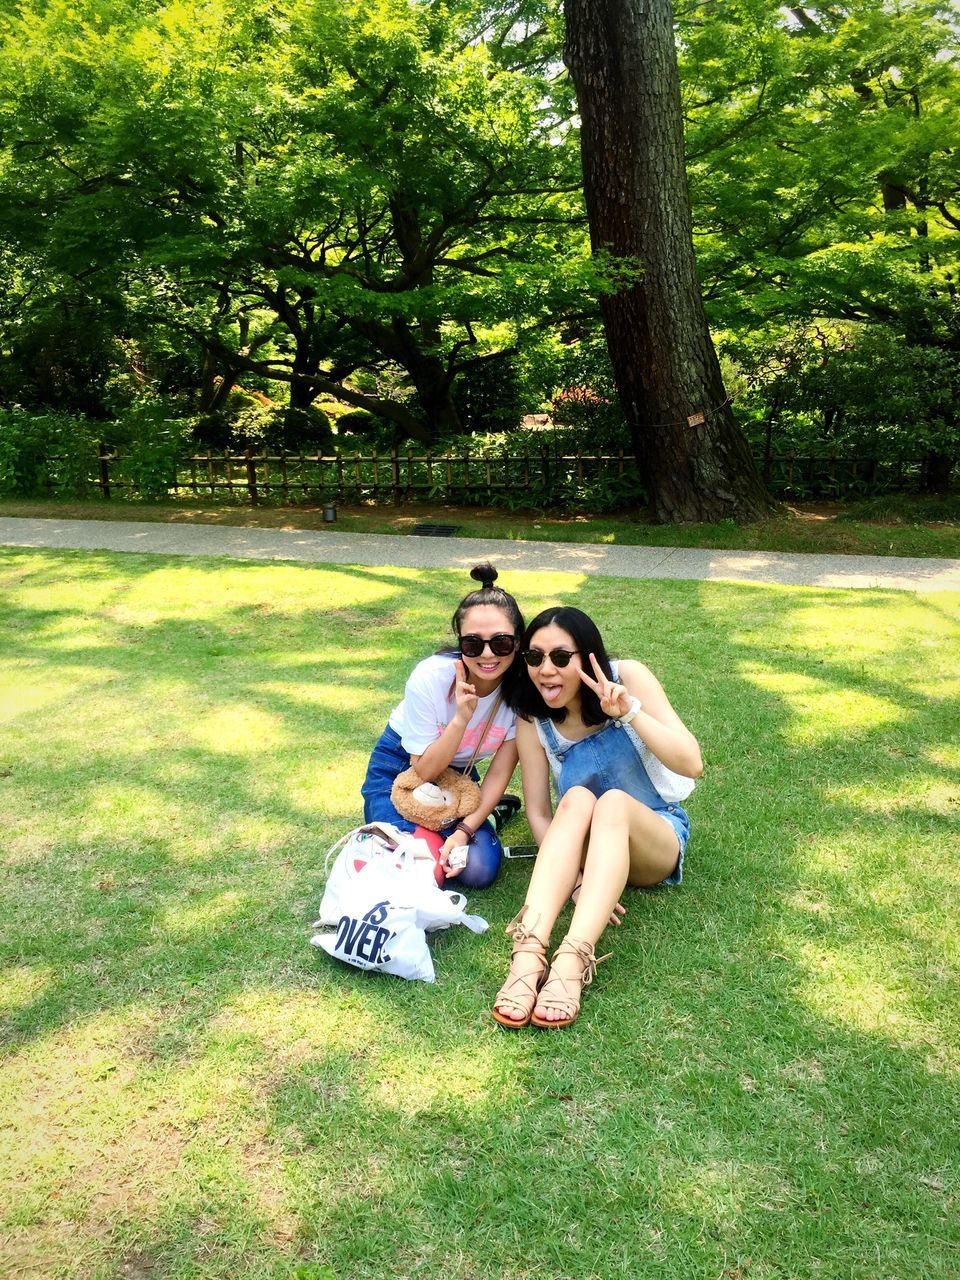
[493, 605, 702, 1026]
[360, 564, 524, 889]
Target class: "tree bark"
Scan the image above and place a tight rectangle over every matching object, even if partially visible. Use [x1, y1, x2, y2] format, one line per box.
[564, 0, 775, 522]
[289, 341, 318, 412]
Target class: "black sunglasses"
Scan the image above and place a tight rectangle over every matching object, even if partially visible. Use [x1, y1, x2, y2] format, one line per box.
[460, 633, 517, 658]
[523, 647, 579, 669]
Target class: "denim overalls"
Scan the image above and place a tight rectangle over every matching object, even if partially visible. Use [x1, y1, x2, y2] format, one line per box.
[536, 715, 690, 885]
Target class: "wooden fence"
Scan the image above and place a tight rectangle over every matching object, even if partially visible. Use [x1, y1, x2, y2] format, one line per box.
[70, 444, 940, 505]
[89, 444, 643, 505]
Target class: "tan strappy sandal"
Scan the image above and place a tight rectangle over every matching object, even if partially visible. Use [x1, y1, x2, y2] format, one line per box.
[530, 935, 610, 1030]
[491, 909, 549, 1029]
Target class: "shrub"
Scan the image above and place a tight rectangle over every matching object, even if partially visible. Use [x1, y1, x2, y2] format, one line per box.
[335, 409, 379, 435]
[335, 409, 401, 449]
[550, 385, 631, 448]
[409, 426, 646, 512]
[271, 406, 333, 453]
[0, 408, 98, 497]
[727, 324, 960, 466]
[192, 413, 235, 450]
[114, 405, 190, 500]
[193, 404, 333, 453]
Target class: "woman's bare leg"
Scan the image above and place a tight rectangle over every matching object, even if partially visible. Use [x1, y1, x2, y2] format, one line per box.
[533, 790, 680, 1024]
[523, 786, 597, 931]
[492, 786, 595, 1023]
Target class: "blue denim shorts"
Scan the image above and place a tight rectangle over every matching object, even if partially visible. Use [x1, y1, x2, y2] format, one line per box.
[360, 723, 420, 833]
[655, 804, 690, 887]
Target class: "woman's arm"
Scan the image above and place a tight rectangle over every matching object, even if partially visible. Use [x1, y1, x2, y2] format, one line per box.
[515, 717, 555, 845]
[617, 659, 704, 778]
[469, 738, 519, 828]
[438, 738, 520, 872]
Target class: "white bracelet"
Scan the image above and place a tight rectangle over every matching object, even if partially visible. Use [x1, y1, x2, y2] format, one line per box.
[616, 696, 642, 726]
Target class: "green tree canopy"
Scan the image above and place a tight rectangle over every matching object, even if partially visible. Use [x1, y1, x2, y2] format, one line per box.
[0, 0, 597, 439]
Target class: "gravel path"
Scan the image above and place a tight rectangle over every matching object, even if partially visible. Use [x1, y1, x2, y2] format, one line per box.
[1, 515, 958, 590]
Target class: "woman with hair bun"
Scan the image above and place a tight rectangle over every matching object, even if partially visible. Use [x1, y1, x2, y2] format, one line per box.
[492, 605, 703, 1027]
[360, 564, 524, 889]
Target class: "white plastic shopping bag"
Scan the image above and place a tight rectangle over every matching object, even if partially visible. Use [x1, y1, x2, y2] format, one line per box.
[311, 823, 488, 982]
[316, 822, 436, 926]
[313, 897, 437, 982]
[410, 884, 489, 935]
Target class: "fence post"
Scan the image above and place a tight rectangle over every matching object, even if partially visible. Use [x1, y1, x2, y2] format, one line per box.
[97, 443, 111, 499]
[391, 448, 401, 505]
[245, 447, 259, 505]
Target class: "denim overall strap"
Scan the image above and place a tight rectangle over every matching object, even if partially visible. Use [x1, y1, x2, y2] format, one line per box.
[537, 714, 689, 885]
[537, 715, 572, 761]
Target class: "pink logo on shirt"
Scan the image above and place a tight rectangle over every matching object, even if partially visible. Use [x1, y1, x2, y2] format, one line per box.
[437, 722, 508, 754]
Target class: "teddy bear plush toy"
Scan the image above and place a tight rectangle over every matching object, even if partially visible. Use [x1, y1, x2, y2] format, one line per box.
[390, 766, 481, 832]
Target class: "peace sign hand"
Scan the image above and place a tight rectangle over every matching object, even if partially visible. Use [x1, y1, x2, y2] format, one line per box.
[577, 653, 633, 719]
[453, 659, 478, 721]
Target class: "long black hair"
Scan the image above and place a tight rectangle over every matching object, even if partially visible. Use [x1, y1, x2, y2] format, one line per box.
[508, 605, 614, 726]
[439, 564, 526, 703]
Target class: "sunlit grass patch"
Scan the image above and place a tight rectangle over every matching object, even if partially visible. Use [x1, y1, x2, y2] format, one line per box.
[1, 549, 958, 1279]
[0, 964, 55, 1016]
[740, 665, 907, 742]
[788, 937, 957, 1053]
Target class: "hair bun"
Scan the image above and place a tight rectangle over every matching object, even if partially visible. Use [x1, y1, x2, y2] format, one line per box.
[470, 563, 498, 590]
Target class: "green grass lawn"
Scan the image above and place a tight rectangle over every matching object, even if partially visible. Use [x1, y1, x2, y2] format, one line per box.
[1, 549, 958, 1280]
[2, 493, 960, 558]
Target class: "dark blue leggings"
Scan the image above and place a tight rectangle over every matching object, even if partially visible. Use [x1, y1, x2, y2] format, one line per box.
[360, 724, 502, 890]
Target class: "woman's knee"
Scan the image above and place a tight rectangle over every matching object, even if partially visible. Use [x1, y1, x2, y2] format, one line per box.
[556, 786, 597, 820]
[592, 788, 636, 823]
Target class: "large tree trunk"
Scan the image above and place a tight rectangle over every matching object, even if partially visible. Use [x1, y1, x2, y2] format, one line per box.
[564, 0, 775, 522]
[346, 316, 462, 443]
[289, 344, 318, 412]
[409, 360, 462, 439]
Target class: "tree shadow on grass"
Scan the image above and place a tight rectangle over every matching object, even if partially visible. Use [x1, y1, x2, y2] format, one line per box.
[1, 554, 958, 1278]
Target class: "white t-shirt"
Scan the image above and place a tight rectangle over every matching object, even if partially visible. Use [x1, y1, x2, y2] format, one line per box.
[389, 654, 517, 766]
